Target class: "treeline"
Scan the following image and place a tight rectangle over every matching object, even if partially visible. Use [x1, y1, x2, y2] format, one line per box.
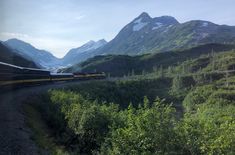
[62, 43, 235, 77]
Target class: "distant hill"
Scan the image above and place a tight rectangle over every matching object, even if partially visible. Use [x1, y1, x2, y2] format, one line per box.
[62, 39, 107, 66]
[0, 42, 39, 68]
[3, 38, 108, 68]
[62, 43, 235, 76]
[4, 38, 60, 68]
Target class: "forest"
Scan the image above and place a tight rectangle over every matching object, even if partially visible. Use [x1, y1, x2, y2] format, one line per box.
[24, 47, 235, 155]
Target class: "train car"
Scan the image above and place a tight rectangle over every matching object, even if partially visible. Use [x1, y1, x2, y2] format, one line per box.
[0, 61, 106, 87]
[0, 62, 22, 82]
[85, 72, 106, 79]
[73, 72, 88, 80]
[50, 73, 74, 82]
[73, 72, 106, 80]
[0, 62, 51, 86]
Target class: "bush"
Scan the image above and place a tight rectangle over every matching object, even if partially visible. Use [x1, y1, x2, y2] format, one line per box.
[180, 103, 235, 155]
[101, 98, 181, 155]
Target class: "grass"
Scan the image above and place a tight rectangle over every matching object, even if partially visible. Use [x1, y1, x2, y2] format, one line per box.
[23, 103, 69, 155]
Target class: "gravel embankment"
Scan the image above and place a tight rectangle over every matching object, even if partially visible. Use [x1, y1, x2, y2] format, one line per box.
[0, 81, 88, 155]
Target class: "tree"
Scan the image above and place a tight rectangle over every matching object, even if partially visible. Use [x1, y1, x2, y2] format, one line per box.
[142, 69, 146, 76]
[225, 71, 229, 87]
[153, 66, 158, 73]
[171, 75, 184, 96]
[180, 103, 235, 155]
[167, 66, 172, 76]
[66, 102, 120, 153]
[102, 98, 179, 155]
[159, 65, 164, 78]
[131, 69, 135, 76]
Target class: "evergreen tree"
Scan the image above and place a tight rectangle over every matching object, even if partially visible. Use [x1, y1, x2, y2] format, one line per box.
[159, 65, 164, 78]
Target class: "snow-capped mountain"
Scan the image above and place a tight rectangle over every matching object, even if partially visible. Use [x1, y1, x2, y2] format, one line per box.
[3, 12, 235, 69]
[92, 12, 235, 56]
[62, 39, 107, 66]
[4, 39, 60, 68]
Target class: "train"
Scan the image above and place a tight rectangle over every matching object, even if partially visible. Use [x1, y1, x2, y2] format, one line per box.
[0, 62, 106, 86]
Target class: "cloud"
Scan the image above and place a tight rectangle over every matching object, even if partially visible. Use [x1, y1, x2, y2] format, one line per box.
[75, 15, 85, 20]
[0, 32, 30, 38]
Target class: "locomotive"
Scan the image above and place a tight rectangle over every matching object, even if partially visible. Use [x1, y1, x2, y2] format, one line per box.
[0, 62, 106, 86]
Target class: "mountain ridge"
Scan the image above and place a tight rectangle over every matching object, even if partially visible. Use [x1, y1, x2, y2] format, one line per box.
[0, 42, 39, 68]
[92, 12, 235, 57]
[3, 12, 235, 69]
[4, 38, 60, 68]
[62, 39, 107, 66]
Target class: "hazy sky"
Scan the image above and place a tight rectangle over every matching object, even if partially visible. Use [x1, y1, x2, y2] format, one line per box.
[0, 0, 234, 58]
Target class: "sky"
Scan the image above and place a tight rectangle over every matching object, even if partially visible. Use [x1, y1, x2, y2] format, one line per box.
[0, 0, 235, 58]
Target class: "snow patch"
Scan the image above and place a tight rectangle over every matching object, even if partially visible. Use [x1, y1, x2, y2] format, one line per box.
[134, 18, 143, 24]
[163, 25, 173, 33]
[201, 33, 209, 38]
[133, 17, 148, 31]
[152, 22, 163, 30]
[73, 40, 106, 54]
[202, 22, 209, 27]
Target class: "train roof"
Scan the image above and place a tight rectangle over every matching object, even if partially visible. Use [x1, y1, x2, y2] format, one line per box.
[0, 61, 23, 69]
[0, 61, 50, 72]
[51, 73, 74, 75]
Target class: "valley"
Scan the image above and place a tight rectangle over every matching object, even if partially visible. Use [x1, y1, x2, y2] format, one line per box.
[0, 6, 235, 155]
[23, 49, 235, 154]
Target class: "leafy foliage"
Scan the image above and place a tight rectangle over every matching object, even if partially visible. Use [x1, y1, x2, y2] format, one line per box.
[180, 103, 235, 155]
[101, 98, 180, 155]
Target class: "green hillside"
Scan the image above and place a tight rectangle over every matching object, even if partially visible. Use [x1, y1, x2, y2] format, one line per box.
[63, 43, 235, 76]
[25, 55, 235, 154]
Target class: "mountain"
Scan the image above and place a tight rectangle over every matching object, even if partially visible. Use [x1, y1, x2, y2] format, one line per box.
[62, 39, 107, 66]
[0, 42, 39, 68]
[90, 12, 235, 57]
[3, 13, 235, 68]
[4, 38, 60, 68]
[62, 43, 235, 76]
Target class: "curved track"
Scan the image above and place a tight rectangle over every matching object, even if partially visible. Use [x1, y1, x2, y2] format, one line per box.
[0, 81, 91, 155]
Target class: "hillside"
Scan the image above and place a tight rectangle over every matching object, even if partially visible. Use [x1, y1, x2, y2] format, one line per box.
[62, 39, 107, 66]
[25, 52, 235, 154]
[4, 39, 60, 68]
[90, 12, 235, 58]
[0, 42, 39, 68]
[63, 43, 235, 76]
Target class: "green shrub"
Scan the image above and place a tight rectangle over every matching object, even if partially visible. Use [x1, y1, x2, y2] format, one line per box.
[180, 103, 235, 155]
[101, 98, 181, 155]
